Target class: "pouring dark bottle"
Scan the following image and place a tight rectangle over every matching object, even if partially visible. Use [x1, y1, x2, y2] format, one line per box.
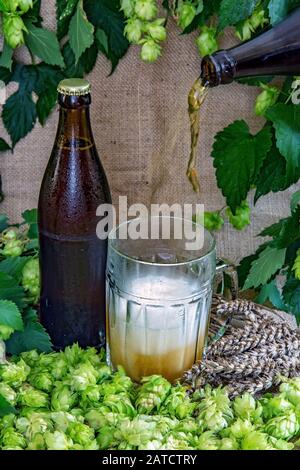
[201, 7, 300, 86]
[38, 79, 111, 349]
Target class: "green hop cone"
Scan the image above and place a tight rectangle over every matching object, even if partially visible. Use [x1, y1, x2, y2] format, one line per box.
[16, 413, 52, 440]
[0, 358, 30, 387]
[268, 436, 294, 450]
[124, 18, 143, 43]
[196, 26, 218, 57]
[135, 375, 171, 414]
[261, 395, 294, 420]
[50, 411, 76, 432]
[249, 8, 268, 30]
[226, 201, 251, 230]
[96, 425, 118, 449]
[63, 343, 83, 366]
[177, 3, 196, 30]
[265, 412, 298, 440]
[219, 437, 239, 450]
[50, 355, 68, 380]
[51, 384, 77, 411]
[70, 362, 98, 391]
[160, 385, 195, 419]
[163, 431, 192, 450]
[0, 382, 17, 404]
[17, 0, 33, 13]
[236, 9, 267, 41]
[17, 384, 49, 408]
[241, 430, 272, 450]
[2, 13, 26, 49]
[67, 422, 95, 446]
[44, 430, 73, 450]
[140, 38, 162, 62]
[102, 393, 137, 418]
[195, 431, 220, 450]
[233, 393, 262, 421]
[120, 0, 134, 17]
[0, 324, 15, 341]
[292, 249, 300, 280]
[22, 258, 40, 302]
[29, 368, 53, 392]
[2, 228, 18, 241]
[1, 429, 27, 449]
[255, 85, 280, 116]
[26, 433, 46, 450]
[280, 377, 300, 406]
[115, 416, 159, 447]
[2, 239, 23, 257]
[0, 413, 15, 430]
[20, 350, 40, 367]
[145, 18, 166, 42]
[199, 211, 224, 232]
[226, 418, 255, 439]
[235, 19, 253, 41]
[134, 0, 157, 21]
[79, 384, 101, 408]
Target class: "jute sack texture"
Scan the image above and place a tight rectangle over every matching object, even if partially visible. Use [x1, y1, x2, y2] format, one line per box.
[0, 1, 297, 263]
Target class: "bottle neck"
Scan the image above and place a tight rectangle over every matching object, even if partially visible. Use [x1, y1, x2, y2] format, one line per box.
[55, 93, 94, 150]
[201, 7, 300, 86]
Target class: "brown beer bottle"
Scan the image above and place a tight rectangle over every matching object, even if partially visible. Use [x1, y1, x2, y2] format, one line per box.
[201, 7, 300, 86]
[38, 78, 111, 349]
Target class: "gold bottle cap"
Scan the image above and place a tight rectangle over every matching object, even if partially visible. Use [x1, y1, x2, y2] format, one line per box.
[57, 78, 91, 96]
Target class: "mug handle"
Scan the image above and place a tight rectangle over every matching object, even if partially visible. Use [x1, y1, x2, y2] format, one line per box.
[215, 258, 238, 300]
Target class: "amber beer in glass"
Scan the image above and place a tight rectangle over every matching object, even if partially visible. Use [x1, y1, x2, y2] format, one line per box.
[38, 79, 111, 349]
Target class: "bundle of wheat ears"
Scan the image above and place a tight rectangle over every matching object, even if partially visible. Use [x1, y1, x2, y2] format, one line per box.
[182, 296, 300, 398]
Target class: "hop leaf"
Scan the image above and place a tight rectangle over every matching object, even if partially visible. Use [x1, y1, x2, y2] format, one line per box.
[292, 249, 300, 280]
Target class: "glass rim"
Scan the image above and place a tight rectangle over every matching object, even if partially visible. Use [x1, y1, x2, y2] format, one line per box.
[108, 215, 216, 267]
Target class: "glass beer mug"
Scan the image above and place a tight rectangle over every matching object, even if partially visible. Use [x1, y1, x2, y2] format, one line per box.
[106, 216, 232, 383]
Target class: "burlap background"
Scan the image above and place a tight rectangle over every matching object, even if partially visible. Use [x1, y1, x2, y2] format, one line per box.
[0, 1, 297, 263]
